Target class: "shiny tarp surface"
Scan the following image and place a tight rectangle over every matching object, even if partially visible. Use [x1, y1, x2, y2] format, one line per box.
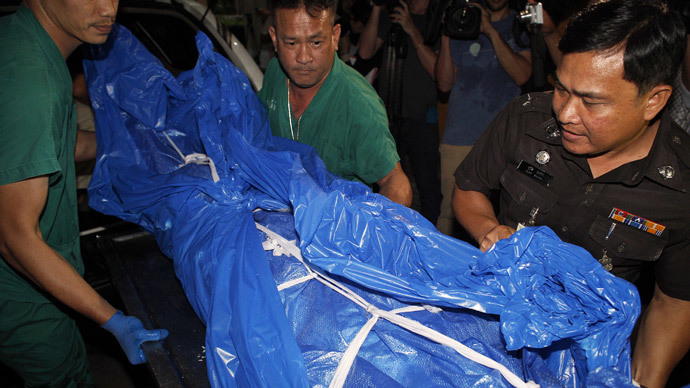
[83, 25, 640, 387]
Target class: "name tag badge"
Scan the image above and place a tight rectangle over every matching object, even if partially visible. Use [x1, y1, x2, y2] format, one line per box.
[516, 160, 553, 186]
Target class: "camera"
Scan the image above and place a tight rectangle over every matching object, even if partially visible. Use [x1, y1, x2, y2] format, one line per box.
[518, 2, 543, 25]
[443, 0, 482, 40]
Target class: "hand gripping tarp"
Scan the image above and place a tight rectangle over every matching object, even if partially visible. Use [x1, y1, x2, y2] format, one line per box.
[83, 25, 640, 388]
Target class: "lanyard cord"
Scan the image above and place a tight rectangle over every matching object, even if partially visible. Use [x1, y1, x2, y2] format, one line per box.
[287, 78, 302, 141]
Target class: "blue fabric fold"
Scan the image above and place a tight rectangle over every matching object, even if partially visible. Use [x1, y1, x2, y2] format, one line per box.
[83, 25, 639, 388]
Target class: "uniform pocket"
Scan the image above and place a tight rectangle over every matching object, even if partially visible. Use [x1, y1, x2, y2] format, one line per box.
[588, 215, 667, 262]
[500, 167, 557, 224]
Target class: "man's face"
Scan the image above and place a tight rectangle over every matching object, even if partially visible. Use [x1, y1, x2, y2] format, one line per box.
[485, 0, 509, 12]
[41, 0, 118, 45]
[269, 7, 340, 90]
[552, 50, 654, 157]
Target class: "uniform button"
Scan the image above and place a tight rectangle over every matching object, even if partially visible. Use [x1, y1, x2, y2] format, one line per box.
[585, 184, 593, 193]
[673, 136, 681, 145]
[561, 226, 568, 233]
[616, 243, 626, 253]
[536, 150, 551, 165]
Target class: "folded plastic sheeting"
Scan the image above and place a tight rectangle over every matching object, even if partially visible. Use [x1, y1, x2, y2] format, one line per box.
[83, 25, 640, 388]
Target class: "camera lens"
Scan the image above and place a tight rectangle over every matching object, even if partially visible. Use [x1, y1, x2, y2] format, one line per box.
[443, 2, 481, 39]
[519, 9, 533, 23]
[451, 6, 479, 29]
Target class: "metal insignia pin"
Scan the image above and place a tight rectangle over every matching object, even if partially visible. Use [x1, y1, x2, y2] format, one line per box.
[545, 124, 560, 138]
[658, 165, 675, 180]
[535, 150, 551, 166]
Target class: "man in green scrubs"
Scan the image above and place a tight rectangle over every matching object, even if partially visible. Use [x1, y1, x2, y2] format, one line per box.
[258, 0, 412, 206]
[0, 1, 167, 386]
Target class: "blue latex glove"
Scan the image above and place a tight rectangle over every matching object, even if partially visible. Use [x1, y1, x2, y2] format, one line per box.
[101, 311, 169, 364]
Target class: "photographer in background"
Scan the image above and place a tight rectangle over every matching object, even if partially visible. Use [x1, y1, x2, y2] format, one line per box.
[359, 0, 443, 225]
[434, 0, 531, 237]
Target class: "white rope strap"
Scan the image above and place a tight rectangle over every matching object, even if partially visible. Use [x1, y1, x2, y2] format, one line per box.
[329, 305, 426, 388]
[372, 307, 539, 388]
[163, 132, 220, 182]
[260, 227, 320, 292]
[276, 274, 318, 292]
[254, 222, 539, 388]
[256, 224, 371, 310]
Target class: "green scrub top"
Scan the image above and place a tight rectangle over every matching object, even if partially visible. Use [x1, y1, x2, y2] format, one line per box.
[259, 56, 399, 184]
[0, 5, 83, 303]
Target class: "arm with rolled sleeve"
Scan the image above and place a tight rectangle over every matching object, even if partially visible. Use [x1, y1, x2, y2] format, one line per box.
[0, 177, 167, 365]
[633, 235, 690, 388]
[350, 114, 412, 206]
[377, 162, 412, 207]
[0, 176, 117, 325]
[452, 186, 515, 252]
[452, 98, 520, 249]
[633, 284, 690, 388]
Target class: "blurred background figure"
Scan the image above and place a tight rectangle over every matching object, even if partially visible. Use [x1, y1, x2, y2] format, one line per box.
[359, 0, 443, 225]
[434, 0, 531, 237]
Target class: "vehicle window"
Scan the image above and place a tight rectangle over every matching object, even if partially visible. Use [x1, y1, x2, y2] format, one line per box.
[117, 10, 200, 76]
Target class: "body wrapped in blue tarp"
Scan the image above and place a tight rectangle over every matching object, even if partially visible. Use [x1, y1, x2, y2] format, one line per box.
[83, 25, 640, 388]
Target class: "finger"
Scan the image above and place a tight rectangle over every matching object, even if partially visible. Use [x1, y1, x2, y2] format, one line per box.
[137, 328, 169, 342]
[498, 231, 515, 242]
[479, 237, 493, 252]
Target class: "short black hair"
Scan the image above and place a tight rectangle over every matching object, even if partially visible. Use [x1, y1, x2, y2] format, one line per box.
[269, 0, 337, 22]
[559, 0, 687, 94]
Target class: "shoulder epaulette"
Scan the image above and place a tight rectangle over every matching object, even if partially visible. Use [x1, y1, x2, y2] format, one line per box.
[514, 92, 554, 115]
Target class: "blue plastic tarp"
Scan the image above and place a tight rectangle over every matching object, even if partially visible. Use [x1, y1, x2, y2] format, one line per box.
[83, 25, 640, 388]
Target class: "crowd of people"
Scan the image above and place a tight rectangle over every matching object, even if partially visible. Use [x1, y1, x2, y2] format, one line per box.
[1, 0, 690, 387]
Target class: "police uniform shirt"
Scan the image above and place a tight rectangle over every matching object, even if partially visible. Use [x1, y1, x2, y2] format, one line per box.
[455, 92, 690, 301]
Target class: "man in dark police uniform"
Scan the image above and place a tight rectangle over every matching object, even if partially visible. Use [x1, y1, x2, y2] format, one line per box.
[452, 1, 689, 387]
